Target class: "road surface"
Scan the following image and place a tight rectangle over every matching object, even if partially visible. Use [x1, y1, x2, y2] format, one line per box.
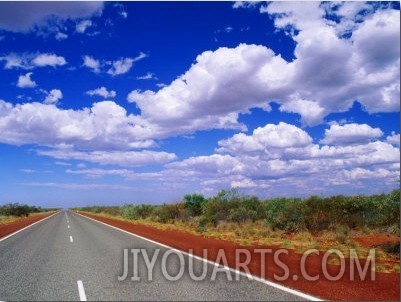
[0, 210, 314, 301]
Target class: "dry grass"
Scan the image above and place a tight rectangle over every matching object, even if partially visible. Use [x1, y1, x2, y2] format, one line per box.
[82, 211, 400, 272]
[0, 212, 51, 225]
[0, 215, 20, 225]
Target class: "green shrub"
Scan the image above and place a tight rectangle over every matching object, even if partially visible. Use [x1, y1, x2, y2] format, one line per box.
[184, 193, 206, 217]
[264, 198, 305, 232]
[0, 203, 31, 217]
[121, 204, 137, 220]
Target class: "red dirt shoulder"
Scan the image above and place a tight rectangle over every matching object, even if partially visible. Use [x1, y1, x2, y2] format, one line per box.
[0, 212, 56, 239]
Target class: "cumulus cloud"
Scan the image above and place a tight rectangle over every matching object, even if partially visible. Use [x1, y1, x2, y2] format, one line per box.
[386, 132, 400, 146]
[128, 3, 399, 131]
[128, 43, 285, 131]
[1, 53, 67, 69]
[217, 122, 312, 154]
[17, 72, 37, 88]
[107, 57, 134, 76]
[0, 1, 104, 32]
[265, 1, 400, 119]
[320, 123, 383, 145]
[32, 53, 67, 67]
[76, 20, 92, 33]
[0, 100, 156, 150]
[44, 89, 63, 105]
[0, 53, 29, 69]
[167, 154, 244, 177]
[162, 122, 399, 197]
[0, 2, 399, 199]
[86, 87, 116, 98]
[82, 55, 101, 73]
[55, 32, 68, 41]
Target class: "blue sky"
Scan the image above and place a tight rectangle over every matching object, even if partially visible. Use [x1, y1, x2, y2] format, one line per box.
[0, 1, 399, 208]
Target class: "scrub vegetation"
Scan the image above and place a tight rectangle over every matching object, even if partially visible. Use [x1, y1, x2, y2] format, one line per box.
[0, 203, 58, 224]
[75, 189, 400, 271]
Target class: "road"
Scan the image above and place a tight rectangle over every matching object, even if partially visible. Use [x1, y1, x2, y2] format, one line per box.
[0, 210, 314, 301]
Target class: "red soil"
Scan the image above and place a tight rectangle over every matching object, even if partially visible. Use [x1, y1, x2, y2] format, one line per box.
[353, 233, 400, 248]
[79, 212, 400, 301]
[0, 212, 55, 239]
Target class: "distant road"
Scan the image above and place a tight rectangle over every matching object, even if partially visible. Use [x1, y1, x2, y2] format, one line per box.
[0, 210, 314, 301]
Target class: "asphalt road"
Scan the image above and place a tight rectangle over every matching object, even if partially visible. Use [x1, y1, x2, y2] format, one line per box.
[0, 210, 315, 301]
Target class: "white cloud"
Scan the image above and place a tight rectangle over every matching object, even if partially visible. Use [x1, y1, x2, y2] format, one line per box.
[1, 53, 30, 69]
[342, 167, 397, 181]
[167, 154, 244, 176]
[128, 3, 399, 133]
[0, 2, 399, 200]
[44, 89, 63, 105]
[55, 32, 68, 40]
[264, 2, 400, 122]
[107, 57, 134, 76]
[232, 2, 261, 9]
[86, 87, 116, 98]
[0, 1, 104, 32]
[1, 53, 66, 69]
[76, 19, 92, 33]
[320, 123, 383, 145]
[217, 122, 312, 154]
[0, 99, 156, 150]
[83, 52, 147, 76]
[128, 43, 286, 132]
[160, 123, 399, 198]
[38, 147, 177, 167]
[386, 132, 400, 146]
[279, 96, 326, 126]
[17, 72, 37, 88]
[66, 168, 134, 179]
[137, 72, 157, 80]
[32, 53, 67, 67]
[82, 55, 101, 73]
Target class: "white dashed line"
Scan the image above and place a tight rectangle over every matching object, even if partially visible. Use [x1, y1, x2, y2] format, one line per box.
[68, 225, 70, 229]
[77, 280, 87, 301]
[70, 236, 73, 243]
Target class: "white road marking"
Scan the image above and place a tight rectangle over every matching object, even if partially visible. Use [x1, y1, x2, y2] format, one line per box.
[70, 236, 73, 243]
[0, 211, 60, 242]
[68, 225, 70, 229]
[77, 280, 87, 301]
[75, 212, 322, 301]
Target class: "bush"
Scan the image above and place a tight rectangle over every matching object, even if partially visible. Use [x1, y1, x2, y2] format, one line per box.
[135, 204, 154, 219]
[227, 206, 257, 223]
[201, 189, 263, 225]
[0, 203, 32, 217]
[264, 198, 305, 232]
[121, 204, 137, 220]
[184, 193, 206, 217]
[157, 203, 184, 223]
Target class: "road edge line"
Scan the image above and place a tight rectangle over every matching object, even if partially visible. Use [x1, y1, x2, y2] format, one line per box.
[74, 211, 323, 301]
[0, 211, 60, 242]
